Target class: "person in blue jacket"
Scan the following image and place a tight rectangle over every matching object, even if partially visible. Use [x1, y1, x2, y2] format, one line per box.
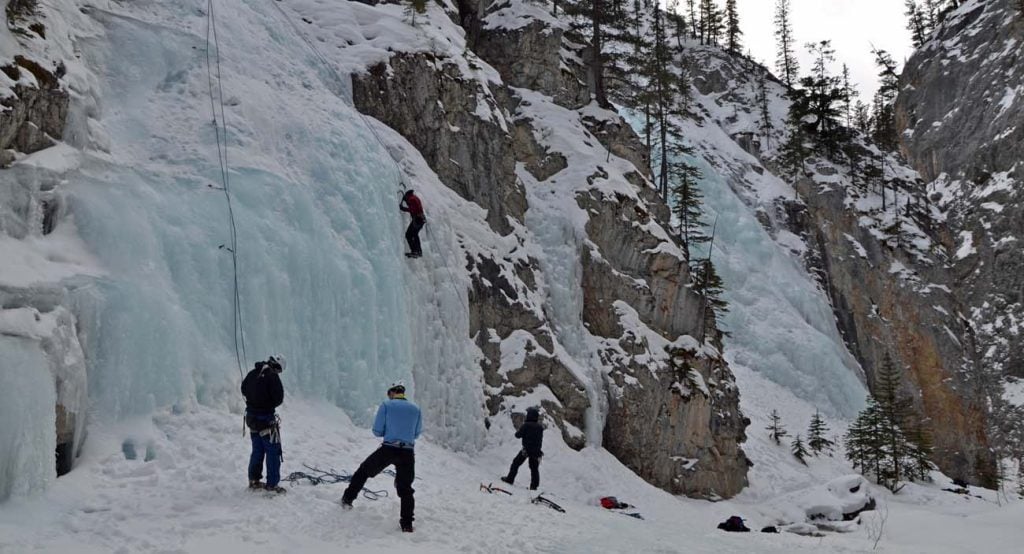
[342, 382, 422, 532]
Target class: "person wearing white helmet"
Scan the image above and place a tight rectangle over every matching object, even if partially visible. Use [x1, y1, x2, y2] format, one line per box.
[341, 381, 422, 532]
[241, 354, 286, 493]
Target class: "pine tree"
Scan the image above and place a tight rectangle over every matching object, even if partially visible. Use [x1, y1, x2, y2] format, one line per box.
[725, 0, 742, 53]
[670, 148, 708, 261]
[773, 0, 798, 88]
[852, 101, 872, 134]
[779, 93, 810, 175]
[840, 64, 858, 128]
[698, 0, 723, 45]
[755, 71, 775, 149]
[846, 355, 934, 492]
[404, 0, 427, 26]
[693, 258, 728, 329]
[666, 0, 687, 50]
[796, 40, 846, 157]
[792, 434, 810, 465]
[767, 409, 788, 445]
[567, 0, 618, 108]
[846, 399, 885, 477]
[641, 4, 691, 201]
[870, 48, 900, 152]
[807, 409, 835, 455]
[1017, 459, 1024, 498]
[903, 418, 935, 481]
[687, 0, 699, 39]
[905, 1, 929, 47]
[875, 354, 909, 486]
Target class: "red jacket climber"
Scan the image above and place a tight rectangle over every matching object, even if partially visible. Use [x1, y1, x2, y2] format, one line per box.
[400, 190, 426, 258]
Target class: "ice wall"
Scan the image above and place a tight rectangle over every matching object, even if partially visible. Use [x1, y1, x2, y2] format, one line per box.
[1, 0, 498, 500]
[61, 3, 416, 425]
[684, 152, 868, 418]
[0, 336, 55, 501]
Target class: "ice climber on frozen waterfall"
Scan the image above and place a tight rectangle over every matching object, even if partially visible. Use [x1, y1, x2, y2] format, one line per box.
[399, 189, 425, 258]
[341, 382, 422, 533]
[241, 355, 286, 493]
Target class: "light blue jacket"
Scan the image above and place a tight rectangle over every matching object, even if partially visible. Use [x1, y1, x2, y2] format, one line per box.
[372, 398, 422, 449]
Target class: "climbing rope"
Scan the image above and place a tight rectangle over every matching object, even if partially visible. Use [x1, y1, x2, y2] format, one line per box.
[205, 0, 247, 377]
[283, 463, 393, 500]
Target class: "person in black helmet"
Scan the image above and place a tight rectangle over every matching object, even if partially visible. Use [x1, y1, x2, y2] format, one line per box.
[501, 406, 544, 490]
[241, 355, 286, 493]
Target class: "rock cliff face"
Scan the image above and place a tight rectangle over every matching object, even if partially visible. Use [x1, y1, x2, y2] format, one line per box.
[675, 41, 998, 483]
[351, 1, 749, 497]
[786, 169, 992, 484]
[0, 55, 68, 157]
[896, 0, 1024, 387]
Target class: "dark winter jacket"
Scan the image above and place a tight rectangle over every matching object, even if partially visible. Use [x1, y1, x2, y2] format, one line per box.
[515, 412, 544, 457]
[241, 363, 284, 416]
[400, 192, 425, 219]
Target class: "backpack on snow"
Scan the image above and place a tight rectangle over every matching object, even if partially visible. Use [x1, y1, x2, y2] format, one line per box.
[717, 516, 750, 532]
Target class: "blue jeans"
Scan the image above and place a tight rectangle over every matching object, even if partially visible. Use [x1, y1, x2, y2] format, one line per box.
[249, 432, 281, 487]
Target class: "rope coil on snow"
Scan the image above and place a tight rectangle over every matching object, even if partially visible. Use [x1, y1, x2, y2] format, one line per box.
[283, 464, 392, 500]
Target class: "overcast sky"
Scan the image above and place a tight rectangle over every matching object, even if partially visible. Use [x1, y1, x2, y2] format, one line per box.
[730, 0, 915, 101]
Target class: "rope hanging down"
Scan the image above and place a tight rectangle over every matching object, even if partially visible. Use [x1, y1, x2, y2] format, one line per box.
[205, 0, 247, 377]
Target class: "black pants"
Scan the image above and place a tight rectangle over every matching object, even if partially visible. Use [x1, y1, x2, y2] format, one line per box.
[506, 449, 541, 489]
[405, 216, 425, 255]
[343, 445, 415, 525]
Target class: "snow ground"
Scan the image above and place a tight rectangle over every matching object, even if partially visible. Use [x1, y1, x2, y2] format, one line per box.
[2, 395, 1022, 553]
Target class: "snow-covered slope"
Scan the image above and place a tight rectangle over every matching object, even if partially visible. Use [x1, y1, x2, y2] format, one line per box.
[3, 397, 1023, 553]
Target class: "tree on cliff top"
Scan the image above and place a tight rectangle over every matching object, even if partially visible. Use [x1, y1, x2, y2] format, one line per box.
[774, 0, 798, 88]
[767, 409, 788, 445]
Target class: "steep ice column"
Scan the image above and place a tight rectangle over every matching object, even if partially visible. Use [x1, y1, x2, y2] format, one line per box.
[687, 154, 867, 418]
[0, 336, 56, 501]
[61, 2, 414, 426]
[523, 184, 607, 446]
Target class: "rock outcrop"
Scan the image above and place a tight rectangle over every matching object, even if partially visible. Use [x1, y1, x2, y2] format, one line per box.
[1, 56, 68, 157]
[785, 170, 992, 484]
[350, 1, 749, 497]
[352, 53, 525, 235]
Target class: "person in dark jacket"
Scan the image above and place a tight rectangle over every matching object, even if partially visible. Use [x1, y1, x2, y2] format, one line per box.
[501, 406, 544, 490]
[241, 355, 286, 493]
[342, 382, 422, 533]
[399, 190, 426, 258]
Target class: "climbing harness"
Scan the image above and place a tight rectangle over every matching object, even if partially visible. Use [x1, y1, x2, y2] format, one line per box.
[282, 463, 392, 500]
[531, 493, 565, 513]
[479, 482, 513, 496]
